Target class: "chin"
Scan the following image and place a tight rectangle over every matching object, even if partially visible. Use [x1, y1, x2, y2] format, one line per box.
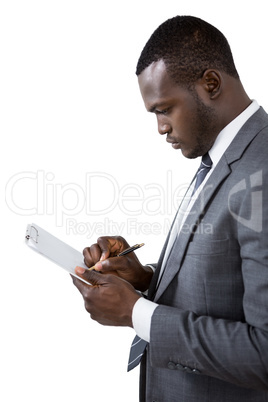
[181, 149, 201, 159]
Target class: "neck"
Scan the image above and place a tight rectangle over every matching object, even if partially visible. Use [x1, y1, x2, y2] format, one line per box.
[218, 77, 251, 129]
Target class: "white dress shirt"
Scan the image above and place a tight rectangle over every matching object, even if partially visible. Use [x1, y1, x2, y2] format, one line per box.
[132, 100, 260, 342]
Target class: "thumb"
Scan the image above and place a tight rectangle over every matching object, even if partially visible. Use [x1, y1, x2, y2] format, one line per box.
[75, 266, 105, 286]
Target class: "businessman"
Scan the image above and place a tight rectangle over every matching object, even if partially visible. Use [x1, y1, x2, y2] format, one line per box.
[72, 16, 268, 401]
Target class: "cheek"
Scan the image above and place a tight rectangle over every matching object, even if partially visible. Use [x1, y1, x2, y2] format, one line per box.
[175, 103, 197, 130]
[173, 111, 198, 142]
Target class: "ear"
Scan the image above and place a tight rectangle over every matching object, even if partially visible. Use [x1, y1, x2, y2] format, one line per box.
[202, 69, 222, 99]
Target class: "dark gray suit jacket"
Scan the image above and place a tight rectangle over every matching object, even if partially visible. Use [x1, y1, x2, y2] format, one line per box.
[140, 107, 268, 401]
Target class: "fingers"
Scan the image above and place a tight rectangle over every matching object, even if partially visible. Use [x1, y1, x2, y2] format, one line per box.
[97, 236, 129, 259]
[96, 237, 115, 261]
[72, 267, 140, 327]
[83, 236, 129, 269]
[83, 245, 102, 268]
[94, 255, 124, 273]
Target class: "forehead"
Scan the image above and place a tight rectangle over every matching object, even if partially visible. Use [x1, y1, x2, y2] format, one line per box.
[138, 60, 187, 111]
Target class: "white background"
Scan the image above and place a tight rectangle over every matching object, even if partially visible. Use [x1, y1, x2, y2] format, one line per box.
[1, 1, 267, 401]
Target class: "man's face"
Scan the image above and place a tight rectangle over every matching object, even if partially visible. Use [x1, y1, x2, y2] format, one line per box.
[138, 60, 219, 159]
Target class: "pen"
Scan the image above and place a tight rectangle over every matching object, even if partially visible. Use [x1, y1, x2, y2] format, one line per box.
[87, 243, 145, 271]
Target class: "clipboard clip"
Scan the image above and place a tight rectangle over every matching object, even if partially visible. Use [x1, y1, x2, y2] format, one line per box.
[25, 225, 39, 243]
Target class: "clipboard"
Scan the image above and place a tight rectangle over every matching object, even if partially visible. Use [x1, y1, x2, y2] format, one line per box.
[25, 223, 91, 285]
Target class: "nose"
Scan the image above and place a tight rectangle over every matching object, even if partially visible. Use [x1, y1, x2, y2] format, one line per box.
[157, 116, 171, 135]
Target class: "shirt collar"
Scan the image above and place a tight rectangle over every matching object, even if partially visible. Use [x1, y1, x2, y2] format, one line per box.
[209, 100, 260, 168]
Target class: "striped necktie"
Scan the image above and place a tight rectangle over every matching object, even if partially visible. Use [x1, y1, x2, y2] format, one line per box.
[127, 152, 213, 372]
[192, 152, 213, 195]
[127, 335, 147, 371]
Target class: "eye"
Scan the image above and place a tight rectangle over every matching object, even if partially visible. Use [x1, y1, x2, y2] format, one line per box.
[155, 108, 169, 115]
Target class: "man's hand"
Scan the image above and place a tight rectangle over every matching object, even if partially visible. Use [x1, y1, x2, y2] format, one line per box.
[83, 236, 153, 292]
[72, 268, 141, 327]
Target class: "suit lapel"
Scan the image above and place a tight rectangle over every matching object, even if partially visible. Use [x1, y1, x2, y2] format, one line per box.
[152, 107, 268, 302]
[148, 179, 196, 300]
[153, 159, 231, 301]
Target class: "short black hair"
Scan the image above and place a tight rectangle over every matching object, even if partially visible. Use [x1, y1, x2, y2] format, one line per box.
[136, 16, 239, 85]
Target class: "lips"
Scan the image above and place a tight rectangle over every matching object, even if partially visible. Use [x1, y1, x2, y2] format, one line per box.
[166, 137, 180, 149]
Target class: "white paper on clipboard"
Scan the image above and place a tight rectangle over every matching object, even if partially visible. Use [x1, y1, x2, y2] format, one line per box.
[25, 223, 91, 285]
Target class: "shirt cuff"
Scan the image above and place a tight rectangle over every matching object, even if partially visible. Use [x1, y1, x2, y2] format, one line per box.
[132, 297, 158, 342]
[146, 264, 156, 273]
